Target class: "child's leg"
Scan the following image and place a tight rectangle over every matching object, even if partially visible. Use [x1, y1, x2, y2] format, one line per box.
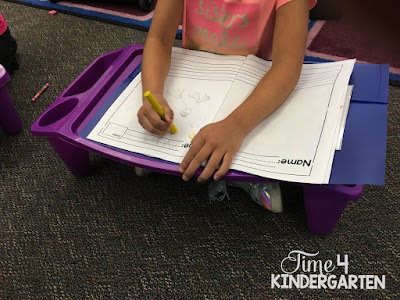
[0, 28, 19, 75]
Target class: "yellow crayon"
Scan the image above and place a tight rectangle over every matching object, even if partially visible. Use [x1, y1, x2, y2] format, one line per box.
[144, 91, 178, 134]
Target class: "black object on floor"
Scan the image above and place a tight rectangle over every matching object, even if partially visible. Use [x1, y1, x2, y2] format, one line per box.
[310, 0, 342, 20]
[0, 28, 19, 75]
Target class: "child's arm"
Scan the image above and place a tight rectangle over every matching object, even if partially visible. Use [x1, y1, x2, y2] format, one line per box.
[137, 0, 183, 135]
[179, 0, 310, 182]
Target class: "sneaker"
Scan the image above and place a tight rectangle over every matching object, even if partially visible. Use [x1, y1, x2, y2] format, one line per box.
[227, 182, 283, 213]
[208, 180, 230, 202]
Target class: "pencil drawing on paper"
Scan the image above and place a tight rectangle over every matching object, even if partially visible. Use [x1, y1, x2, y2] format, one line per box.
[168, 88, 211, 117]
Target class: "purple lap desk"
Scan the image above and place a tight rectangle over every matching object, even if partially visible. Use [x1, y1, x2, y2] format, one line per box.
[30, 45, 389, 235]
[0, 64, 22, 134]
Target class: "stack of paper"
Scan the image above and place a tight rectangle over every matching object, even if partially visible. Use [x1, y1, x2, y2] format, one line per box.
[87, 48, 355, 184]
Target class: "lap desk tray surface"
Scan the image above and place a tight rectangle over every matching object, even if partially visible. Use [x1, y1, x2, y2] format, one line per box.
[31, 44, 389, 235]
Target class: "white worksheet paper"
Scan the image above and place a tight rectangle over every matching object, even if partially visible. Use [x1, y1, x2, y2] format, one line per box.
[213, 55, 355, 183]
[87, 48, 355, 184]
[87, 48, 245, 163]
[336, 85, 353, 150]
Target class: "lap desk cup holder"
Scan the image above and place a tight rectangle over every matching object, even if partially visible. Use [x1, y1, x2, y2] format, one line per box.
[31, 44, 389, 235]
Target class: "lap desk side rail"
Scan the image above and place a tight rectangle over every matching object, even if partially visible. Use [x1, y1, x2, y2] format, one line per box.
[30, 45, 389, 235]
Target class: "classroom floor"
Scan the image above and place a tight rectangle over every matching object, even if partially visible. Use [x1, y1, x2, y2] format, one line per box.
[1, 2, 399, 299]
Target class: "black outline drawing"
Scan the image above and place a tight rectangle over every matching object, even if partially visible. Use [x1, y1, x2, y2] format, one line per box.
[168, 88, 211, 118]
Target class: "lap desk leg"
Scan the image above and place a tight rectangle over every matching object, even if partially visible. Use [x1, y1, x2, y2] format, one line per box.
[0, 65, 22, 134]
[30, 45, 389, 234]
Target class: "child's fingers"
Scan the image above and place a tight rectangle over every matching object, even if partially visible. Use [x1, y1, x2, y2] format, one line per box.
[179, 136, 205, 173]
[181, 144, 211, 181]
[182, 146, 213, 181]
[140, 115, 168, 136]
[197, 151, 224, 182]
[144, 107, 171, 132]
[213, 153, 233, 181]
[163, 105, 174, 124]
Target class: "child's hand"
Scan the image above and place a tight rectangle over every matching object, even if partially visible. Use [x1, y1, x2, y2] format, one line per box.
[137, 92, 174, 136]
[179, 119, 246, 182]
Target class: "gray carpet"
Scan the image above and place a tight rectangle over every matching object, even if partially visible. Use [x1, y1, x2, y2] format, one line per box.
[1, 1, 399, 299]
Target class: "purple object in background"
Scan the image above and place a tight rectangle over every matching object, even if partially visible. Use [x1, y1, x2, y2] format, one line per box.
[30, 44, 389, 234]
[0, 64, 22, 134]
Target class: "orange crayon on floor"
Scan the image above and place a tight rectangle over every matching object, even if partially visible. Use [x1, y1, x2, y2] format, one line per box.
[31, 83, 50, 102]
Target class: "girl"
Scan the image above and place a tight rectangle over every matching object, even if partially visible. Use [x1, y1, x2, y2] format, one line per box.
[137, 0, 316, 210]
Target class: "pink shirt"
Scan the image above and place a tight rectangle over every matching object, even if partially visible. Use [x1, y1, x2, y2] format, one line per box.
[0, 14, 7, 36]
[183, 0, 316, 60]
